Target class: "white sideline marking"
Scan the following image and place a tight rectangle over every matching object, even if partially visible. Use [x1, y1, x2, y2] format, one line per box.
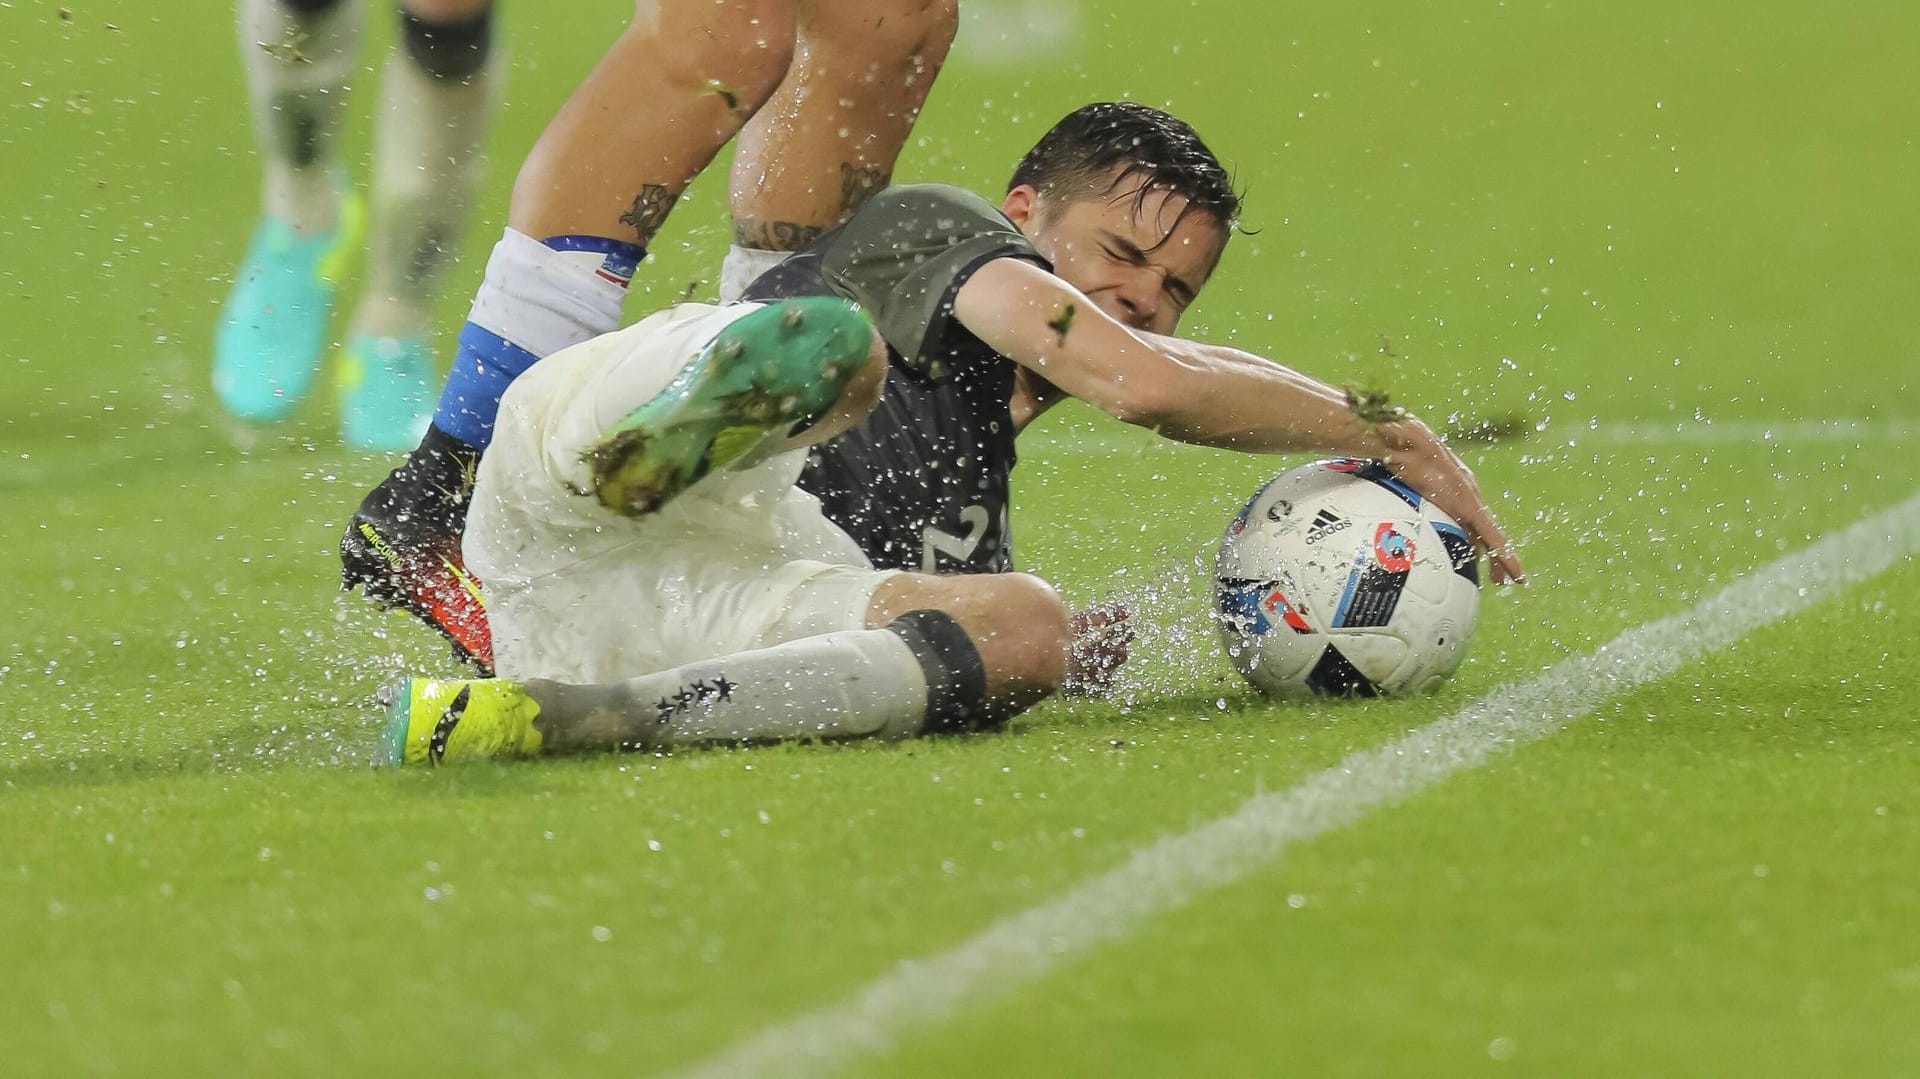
[1579, 417, 1920, 446]
[1026, 416, 1920, 457]
[675, 489, 1920, 1079]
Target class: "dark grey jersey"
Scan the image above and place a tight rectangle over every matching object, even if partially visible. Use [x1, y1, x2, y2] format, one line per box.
[742, 184, 1045, 574]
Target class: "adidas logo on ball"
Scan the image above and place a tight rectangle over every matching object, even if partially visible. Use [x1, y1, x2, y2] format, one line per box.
[1303, 509, 1351, 544]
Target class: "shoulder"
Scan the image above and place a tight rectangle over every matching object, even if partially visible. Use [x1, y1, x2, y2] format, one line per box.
[872, 182, 1009, 216]
[840, 183, 1020, 243]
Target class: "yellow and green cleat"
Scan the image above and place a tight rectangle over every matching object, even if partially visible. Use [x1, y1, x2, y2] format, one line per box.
[584, 297, 872, 516]
[384, 676, 544, 766]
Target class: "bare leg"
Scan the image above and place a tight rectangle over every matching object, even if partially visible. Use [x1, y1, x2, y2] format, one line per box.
[510, 0, 798, 246]
[728, 0, 960, 252]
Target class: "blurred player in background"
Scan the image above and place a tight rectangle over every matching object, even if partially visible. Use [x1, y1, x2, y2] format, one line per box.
[215, 0, 497, 449]
[341, 0, 960, 665]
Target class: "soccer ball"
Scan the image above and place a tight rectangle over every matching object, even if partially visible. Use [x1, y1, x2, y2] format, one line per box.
[1214, 459, 1481, 697]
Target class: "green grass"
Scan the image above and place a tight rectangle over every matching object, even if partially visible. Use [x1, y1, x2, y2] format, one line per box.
[3, 0, 1918, 1075]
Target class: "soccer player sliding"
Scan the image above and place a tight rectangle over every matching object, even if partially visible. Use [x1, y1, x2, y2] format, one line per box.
[373, 104, 1524, 763]
[340, 4, 1523, 763]
[341, 0, 957, 666]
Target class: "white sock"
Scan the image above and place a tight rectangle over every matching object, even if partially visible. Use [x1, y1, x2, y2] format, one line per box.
[718, 244, 795, 304]
[353, 41, 498, 340]
[528, 628, 931, 750]
[238, 0, 364, 236]
[467, 229, 629, 355]
[434, 228, 631, 448]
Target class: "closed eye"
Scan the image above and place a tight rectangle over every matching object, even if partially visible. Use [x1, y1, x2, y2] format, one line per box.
[1099, 233, 1150, 266]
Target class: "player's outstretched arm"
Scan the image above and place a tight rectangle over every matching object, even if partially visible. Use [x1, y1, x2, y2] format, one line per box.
[952, 257, 1525, 583]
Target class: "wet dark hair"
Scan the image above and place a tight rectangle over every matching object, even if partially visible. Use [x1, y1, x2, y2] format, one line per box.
[1008, 102, 1242, 240]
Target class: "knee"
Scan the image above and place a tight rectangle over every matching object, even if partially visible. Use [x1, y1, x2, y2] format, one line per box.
[844, 330, 888, 417]
[979, 572, 1069, 692]
[870, 568, 1070, 711]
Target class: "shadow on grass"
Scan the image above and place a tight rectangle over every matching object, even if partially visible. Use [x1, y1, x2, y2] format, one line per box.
[0, 687, 1406, 797]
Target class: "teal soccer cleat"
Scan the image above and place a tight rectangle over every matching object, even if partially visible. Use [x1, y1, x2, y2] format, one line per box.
[585, 297, 872, 516]
[213, 197, 362, 422]
[338, 334, 436, 451]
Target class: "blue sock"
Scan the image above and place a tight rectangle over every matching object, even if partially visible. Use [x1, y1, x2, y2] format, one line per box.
[431, 230, 640, 450]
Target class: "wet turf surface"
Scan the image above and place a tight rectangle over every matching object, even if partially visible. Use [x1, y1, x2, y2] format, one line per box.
[4, 1, 1917, 1073]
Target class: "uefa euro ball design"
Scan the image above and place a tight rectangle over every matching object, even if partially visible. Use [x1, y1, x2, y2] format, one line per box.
[1214, 460, 1482, 697]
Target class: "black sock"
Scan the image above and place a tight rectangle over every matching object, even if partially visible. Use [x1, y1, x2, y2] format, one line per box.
[886, 610, 993, 734]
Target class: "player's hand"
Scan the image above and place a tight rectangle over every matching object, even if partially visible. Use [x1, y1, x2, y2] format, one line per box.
[1064, 601, 1134, 697]
[1376, 419, 1526, 585]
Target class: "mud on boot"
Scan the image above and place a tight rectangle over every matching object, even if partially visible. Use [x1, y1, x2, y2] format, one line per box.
[585, 298, 871, 516]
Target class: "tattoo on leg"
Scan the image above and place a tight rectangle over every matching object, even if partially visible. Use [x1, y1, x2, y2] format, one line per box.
[618, 184, 677, 245]
[731, 218, 825, 253]
[839, 163, 890, 218]
[727, 165, 889, 253]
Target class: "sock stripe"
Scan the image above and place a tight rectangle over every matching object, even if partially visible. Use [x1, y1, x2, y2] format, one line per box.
[432, 323, 540, 448]
[542, 234, 644, 286]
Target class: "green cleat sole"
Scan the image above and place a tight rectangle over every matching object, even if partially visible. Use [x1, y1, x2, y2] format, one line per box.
[586, 298, 871, 516]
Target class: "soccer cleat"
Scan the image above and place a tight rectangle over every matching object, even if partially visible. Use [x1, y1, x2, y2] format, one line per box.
[341, 435, 495, 673]
[384, 676, 543, 766]
[213, 193, 365, 421]
[338, 334, 437, 451]
[585, 297, 871, 516]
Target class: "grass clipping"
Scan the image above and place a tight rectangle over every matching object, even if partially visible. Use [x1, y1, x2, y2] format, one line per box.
[1344, 381, 1532, 445]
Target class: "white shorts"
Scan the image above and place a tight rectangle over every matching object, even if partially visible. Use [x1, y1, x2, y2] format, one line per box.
[464, 302, 899, 685]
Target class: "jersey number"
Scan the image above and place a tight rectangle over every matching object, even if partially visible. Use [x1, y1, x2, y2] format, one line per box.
[921, 505, 991, 571]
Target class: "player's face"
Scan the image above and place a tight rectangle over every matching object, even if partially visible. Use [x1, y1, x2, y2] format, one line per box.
[1004, 176, 1228, 335]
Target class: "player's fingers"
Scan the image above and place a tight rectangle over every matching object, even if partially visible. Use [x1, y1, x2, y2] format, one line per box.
[1490, 546, 1527, 585]
[1470, 520, 1526, 585]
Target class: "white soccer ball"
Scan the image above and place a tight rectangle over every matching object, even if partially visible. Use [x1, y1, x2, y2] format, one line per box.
[1214, 459, 1482, 697]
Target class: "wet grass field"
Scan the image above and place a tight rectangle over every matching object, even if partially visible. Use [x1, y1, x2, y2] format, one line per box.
[4, 1, 1917, 1074]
